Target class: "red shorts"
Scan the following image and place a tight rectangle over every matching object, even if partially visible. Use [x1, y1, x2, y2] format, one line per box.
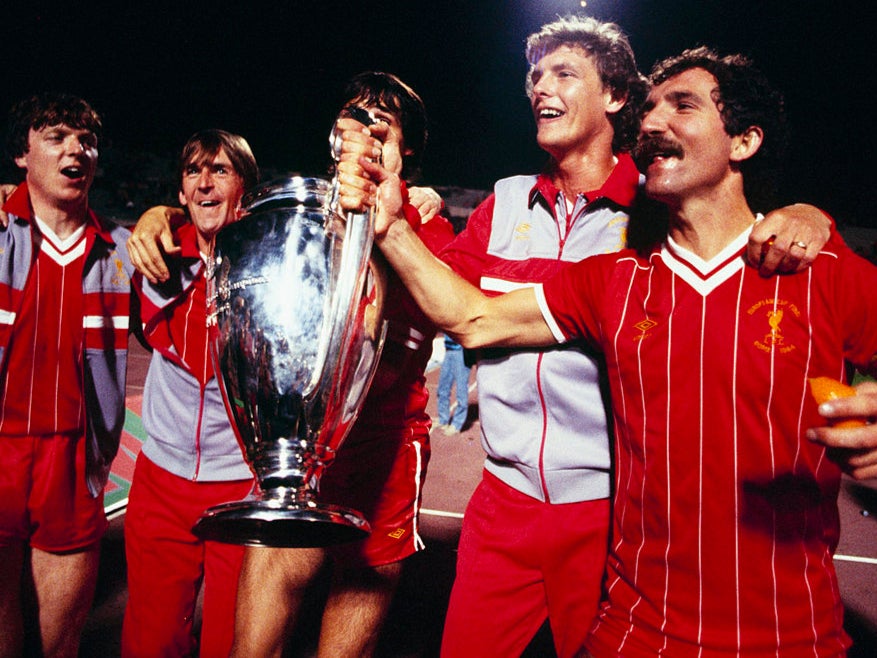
[320, 421, 430, 567]
[440, 470, 610, 658]
[122, 453, 254, 658]
[0, 433, 107, 551]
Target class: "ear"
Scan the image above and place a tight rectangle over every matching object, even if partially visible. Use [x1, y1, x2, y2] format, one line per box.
[730, 126, 763, 163]
[178, 190, 188, 207]
[605, 90, 627, 117]
[14, 154, 27, 170]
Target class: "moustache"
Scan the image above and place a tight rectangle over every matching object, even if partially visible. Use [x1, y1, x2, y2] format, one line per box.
[633, 136, 684, 170]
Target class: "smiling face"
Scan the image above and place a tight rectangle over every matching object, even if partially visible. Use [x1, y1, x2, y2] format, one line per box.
[178, 146, 245, 252]
[529, 45, 623, 161]
[14, 124, 98, 214]
[634, 67, 741, 205]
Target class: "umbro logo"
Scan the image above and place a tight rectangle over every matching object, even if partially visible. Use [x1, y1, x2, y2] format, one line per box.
[633, 318, 657, 341]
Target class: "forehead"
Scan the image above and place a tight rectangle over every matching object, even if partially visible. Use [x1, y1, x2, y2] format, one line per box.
[186, 145, 233, 166]
[30, 123, 94, 137]
[649, 67, 718, 103]
[533, 44, 597, 73]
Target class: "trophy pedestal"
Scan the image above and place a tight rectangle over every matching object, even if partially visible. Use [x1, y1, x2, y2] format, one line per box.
[193, 495, 371, 547]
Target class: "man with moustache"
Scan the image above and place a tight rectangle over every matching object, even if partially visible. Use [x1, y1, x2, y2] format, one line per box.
[344, 45, 877, 657]
[336, 16, 838, 658]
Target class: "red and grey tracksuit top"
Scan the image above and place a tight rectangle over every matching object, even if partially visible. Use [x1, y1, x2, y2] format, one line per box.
[0, 183, 132, 496]
[135, 223, 252, 482]
[440, 154, 641, 503]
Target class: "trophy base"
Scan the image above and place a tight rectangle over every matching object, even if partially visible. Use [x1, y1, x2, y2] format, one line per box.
[192, 499, 371, 547]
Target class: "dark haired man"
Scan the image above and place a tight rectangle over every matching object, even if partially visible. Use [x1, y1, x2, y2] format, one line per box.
[228, 71, 455, 658]
[348, 45, 877, 657]
[121, 72, 452, 657]
[339, 16, 832, 658]
[0, 93, 132, 658]
[121, 129, 259, 658]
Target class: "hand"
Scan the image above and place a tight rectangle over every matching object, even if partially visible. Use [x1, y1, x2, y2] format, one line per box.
[408, 186, 442, 223]
[357, 156, 406, 237]
[807, 380, 877, 480]
[0, 183, 18, 227]
[747, 204, 831, 276]
[127, 206, 185, 284]
[333, 117, 387, 214]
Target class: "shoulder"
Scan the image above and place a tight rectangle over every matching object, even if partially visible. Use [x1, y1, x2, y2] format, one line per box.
[417, 214, 456, 254]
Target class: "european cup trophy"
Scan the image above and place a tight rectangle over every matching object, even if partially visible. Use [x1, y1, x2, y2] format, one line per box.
[192, 126, 387, 546]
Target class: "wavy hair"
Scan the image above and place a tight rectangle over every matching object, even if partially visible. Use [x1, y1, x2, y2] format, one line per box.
[648, 46, 787, 210]
[525, 16, 648, 152]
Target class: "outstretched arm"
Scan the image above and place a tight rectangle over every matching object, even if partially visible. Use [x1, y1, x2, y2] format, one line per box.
[807, 380, 877, 480]
[747, 204, 832, 276]
[127, 206, 186, 284]
[336, 134, 553, 350]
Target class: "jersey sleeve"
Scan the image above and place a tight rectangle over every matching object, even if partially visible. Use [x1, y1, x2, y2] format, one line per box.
[438, 194, 496, 285]
[538, 254, 614, 349]
[417, 214, 456, 256]
[830, 245, 877, 376]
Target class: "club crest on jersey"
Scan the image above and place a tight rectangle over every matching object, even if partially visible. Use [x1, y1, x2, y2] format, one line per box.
[111, 256, 129, 287]
[748, 298, 801, 354]
[387, 528, 406, 540]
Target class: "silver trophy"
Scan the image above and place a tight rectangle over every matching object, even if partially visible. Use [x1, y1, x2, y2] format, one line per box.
[192, 174, 387, 547]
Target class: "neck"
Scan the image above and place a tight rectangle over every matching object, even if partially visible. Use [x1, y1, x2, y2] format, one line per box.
[665, 184, 756, 261]
[198, 233, 215, 257]
[28, 195, 88, 240]
[546, 132, 618, 199]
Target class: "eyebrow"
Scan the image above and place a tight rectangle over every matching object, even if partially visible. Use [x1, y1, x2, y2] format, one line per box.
[644, 88, 705, 110]
[666, 90, 703, 104]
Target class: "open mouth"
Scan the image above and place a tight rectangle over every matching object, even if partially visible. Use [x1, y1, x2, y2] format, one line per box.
[61, 166, 85, 180]
[537, 107, 564, 120]
[199, 200, 220, 207]
[633, 137, 684, 170]
[539, 108, 563, 119]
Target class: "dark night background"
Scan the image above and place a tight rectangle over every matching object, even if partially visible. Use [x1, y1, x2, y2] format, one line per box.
[2, 0, 874, 226]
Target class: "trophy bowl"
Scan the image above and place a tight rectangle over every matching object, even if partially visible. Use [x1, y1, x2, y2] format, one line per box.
[192, 176, 386, 547]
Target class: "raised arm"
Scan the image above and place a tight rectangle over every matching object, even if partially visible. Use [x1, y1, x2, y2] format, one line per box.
[335, 131, 553, 350]
[127, 206, 186, 284]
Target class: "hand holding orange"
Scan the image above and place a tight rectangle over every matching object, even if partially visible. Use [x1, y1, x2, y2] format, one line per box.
[808, 377, 867, 428]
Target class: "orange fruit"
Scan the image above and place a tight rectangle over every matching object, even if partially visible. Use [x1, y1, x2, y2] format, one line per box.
[808, 377, 867, 428]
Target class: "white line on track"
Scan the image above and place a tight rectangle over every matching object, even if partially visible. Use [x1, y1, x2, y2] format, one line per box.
[834, 554, 877, 565]
[421, 508, 465, 519]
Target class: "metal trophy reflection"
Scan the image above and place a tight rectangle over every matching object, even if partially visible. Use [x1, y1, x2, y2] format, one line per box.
[192, 130, 387, 545]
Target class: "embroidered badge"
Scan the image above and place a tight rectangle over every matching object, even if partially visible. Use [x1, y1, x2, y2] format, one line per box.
[748, 298, 801, 354]
[111, 256, 129, 287]
[387, 528, 406, 540]
[514, 223, 532, 241]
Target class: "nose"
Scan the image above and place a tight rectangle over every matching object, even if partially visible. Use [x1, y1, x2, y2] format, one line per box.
[639, 104, 667, 136]
[531, 73, 551, 98]
[64, 135, 87, 154]
[197, 168, 213, 188]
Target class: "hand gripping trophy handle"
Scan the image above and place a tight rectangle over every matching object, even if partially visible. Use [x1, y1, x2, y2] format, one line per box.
[192, 115, 387, 547]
